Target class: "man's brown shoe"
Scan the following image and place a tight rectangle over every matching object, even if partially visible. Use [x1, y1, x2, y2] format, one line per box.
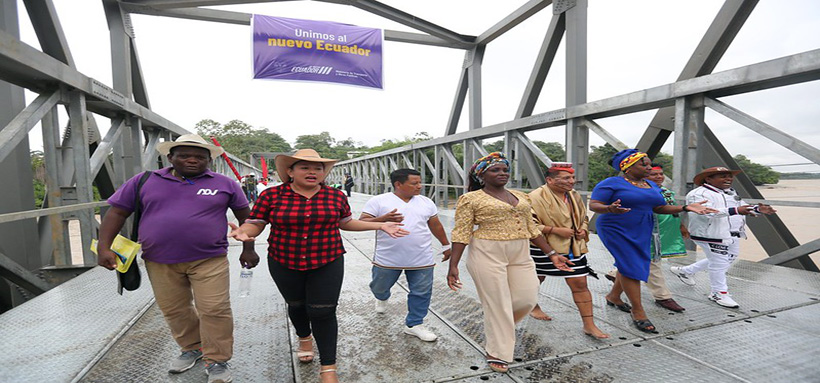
[656, 298, 685, 312]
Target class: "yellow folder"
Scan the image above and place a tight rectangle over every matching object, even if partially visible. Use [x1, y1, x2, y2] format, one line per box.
[90, 235, 142, 273]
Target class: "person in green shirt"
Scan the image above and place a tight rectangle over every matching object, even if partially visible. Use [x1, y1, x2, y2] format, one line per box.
[648, 164, 689, 258]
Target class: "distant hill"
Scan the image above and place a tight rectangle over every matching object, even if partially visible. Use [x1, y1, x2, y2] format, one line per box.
[779, 172, 820, 180]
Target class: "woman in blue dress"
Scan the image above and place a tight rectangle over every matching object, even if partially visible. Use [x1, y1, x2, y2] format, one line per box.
[589, 149, 714, 333]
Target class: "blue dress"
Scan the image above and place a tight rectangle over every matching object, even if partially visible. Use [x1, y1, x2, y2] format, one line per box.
[591, 177, 666, 281]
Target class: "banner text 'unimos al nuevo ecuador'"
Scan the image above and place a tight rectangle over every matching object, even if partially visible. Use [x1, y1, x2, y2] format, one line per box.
[252, 15, 383, 89]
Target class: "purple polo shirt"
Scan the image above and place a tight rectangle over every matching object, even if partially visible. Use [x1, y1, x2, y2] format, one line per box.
[107, 168, 249, 264]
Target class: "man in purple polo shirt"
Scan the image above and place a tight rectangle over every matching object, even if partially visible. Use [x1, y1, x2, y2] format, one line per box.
[98, 134, 259, 383]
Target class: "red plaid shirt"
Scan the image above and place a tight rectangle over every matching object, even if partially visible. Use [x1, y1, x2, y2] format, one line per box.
[248, 183, 352, 270]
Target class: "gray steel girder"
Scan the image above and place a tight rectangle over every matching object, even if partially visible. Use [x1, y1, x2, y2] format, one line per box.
[637, 0, 758, 157]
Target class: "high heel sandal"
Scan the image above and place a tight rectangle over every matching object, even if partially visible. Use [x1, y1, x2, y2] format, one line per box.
[320, 367, 339, 383]
[297, 336, 314, 363]
[605, 299, 632, 313]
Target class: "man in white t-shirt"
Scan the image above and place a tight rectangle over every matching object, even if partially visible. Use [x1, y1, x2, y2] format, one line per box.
[360, 168, 451, 342]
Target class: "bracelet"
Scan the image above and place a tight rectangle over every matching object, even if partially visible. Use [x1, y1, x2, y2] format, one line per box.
[546, 226, 553, 235]
[441, 244, 452, 251]
[546, 250, 557, 257]
[681, 204, 689, 213]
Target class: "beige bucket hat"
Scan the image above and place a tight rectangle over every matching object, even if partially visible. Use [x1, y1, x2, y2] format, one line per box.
[156, 134, 224, 159]
[275, 149, 337, 183]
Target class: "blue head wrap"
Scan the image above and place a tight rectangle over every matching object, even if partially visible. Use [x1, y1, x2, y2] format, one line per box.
[611, 149, 647, 172]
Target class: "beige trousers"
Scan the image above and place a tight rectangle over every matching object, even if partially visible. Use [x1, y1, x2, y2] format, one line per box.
[145, 256, 233, 362]
[607, 259, 672, 300]
[466, 238, 539, 362]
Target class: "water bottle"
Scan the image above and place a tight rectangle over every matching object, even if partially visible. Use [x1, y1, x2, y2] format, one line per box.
[238, 268, 253, 297]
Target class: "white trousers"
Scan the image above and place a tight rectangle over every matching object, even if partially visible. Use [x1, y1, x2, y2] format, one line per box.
[682, 238, 739, 293]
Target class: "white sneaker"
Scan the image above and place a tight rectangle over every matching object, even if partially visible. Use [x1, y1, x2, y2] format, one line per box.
[709, 292, 739, 308]
[404, 324, 437, 342]
[670, 266, 696, 286]
[374, 299, 388, 314]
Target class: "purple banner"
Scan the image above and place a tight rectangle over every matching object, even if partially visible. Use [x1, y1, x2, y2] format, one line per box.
[252, 15, 383, 89]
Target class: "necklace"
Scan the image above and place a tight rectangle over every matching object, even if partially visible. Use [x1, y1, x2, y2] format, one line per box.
[622, 176, 648, 188]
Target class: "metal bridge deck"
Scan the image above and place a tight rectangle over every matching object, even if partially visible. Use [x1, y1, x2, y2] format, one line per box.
[1, 193, 819, 382]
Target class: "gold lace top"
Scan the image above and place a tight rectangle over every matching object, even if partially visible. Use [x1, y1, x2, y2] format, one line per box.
[451, 189, 542, 244]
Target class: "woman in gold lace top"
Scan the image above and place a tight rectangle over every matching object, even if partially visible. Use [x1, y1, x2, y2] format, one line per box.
[445, 152, 572, 373]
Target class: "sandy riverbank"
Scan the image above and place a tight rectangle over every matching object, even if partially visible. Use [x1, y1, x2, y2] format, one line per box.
[740, 179, 820, 265]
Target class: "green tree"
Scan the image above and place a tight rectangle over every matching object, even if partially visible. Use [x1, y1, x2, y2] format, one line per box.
[484, 139, 504, 153]
[651, 152, 674, 174]
[196, 119, 292, 162]
[534, 141, 566, 162]
[294, 131, 366, 159]
[367, 132, 432, 154]
[733, 154, 779, 185]
[479, 140, 564, 161]
[588, 143, 620, 190]
[294, 131, 334, 153]
[30, 151, 45, 208]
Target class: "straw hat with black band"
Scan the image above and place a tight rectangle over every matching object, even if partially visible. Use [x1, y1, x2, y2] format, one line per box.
[156, 134, 224, 159]
[275, 149, 337, 183]
[693, 166, 742, 186]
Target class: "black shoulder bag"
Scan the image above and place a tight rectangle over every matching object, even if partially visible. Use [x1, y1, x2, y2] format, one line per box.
[118, 171, 153, 295]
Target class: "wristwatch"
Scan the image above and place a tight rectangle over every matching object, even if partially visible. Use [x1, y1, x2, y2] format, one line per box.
[546, 250, 557, 257]
[681, 204, 689, 212]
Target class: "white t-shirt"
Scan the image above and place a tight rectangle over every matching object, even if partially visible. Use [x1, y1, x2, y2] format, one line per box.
[363, 193, 439, 269]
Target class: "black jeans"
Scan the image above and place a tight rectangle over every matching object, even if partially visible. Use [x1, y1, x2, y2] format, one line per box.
[269, 256, 344, 366]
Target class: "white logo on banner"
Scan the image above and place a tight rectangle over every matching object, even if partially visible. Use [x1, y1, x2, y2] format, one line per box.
[291, 65, 333, 75]
[196, 189, 219, 196]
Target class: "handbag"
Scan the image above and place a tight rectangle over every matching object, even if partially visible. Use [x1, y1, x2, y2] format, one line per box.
[117, 171, 152, 294]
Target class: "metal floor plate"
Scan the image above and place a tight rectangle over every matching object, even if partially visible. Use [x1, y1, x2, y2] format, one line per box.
[81, 240, 295, 383]
[293, 238, 489, 383]
[0, 264, 155, 382]
[655, 318, 820, 382]
[509, 341, 742, 383]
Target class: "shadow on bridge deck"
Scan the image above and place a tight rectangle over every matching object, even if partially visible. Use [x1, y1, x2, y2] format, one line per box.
[1, 193, 819, 382]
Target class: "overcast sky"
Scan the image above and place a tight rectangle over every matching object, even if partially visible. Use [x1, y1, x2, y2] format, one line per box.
[17, 0, 820, 173]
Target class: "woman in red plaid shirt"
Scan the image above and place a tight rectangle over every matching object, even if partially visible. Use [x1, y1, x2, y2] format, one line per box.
[229, 149, 407, 383]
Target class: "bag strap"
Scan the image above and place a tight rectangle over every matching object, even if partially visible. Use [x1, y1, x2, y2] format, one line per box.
[131, 171, 153, 241]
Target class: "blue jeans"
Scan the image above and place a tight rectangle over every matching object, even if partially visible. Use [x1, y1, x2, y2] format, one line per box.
[370, 266, 434, 327]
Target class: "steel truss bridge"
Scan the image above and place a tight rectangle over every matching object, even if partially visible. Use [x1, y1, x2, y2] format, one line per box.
[0, 0, 818, 315]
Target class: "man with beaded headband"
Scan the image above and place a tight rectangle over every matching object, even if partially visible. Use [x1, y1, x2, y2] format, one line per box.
[528, 162, 610, 339]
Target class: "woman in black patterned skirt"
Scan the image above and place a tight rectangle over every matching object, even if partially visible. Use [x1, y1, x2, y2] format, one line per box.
[528, 163, 609, 339]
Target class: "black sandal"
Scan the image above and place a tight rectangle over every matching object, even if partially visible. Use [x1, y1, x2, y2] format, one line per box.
[606, 299, 632, 313]
[633, 319, 658, 334]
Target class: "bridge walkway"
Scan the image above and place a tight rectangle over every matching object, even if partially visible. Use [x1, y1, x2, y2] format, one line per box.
[1, 192, 819, 382]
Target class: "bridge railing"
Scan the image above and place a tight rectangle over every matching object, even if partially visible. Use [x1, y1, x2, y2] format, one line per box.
[0, 1, 261, 310]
